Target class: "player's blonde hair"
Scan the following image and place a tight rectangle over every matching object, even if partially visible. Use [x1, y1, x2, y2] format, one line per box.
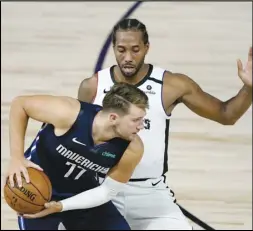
[102, 82, 149, 114]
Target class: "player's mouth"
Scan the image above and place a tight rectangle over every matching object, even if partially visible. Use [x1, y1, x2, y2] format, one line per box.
[123, 65, 135, 74]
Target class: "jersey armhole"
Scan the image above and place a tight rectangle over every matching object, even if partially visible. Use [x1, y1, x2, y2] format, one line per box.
[161, 70, 172, 118]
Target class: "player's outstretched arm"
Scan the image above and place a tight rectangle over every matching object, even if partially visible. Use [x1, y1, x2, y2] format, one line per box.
[165, 47, 252, 125]
[7, 95, 80, 188]
[22, 136, 144, 219]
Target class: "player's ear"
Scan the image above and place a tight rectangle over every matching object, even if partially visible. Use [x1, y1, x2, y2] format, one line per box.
[145, 42, 150, 55]
[109, 113, 120, 124]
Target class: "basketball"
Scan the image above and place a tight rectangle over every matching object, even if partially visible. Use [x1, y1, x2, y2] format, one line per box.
[4, 167, 52, 214]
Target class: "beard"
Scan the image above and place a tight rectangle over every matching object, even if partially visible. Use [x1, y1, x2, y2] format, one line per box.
[117, 56, 145, 78]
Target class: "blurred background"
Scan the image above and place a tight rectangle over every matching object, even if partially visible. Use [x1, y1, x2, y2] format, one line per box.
[1, 2, 252, 230]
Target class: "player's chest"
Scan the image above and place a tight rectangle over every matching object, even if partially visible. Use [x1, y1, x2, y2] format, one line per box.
[42, 132, 121, 168]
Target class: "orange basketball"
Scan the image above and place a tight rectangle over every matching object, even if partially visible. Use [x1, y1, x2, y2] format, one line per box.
[4, 167, 52, 214]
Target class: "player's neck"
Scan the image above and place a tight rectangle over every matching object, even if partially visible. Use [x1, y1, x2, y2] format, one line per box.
[114, 63, 150, 85]
[92, 111, 117, 144]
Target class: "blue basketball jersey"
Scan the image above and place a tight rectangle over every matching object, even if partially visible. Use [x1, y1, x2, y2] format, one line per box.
[24, 101, 130, 199]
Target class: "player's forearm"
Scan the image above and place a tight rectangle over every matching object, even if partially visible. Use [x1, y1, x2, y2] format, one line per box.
[222, 84, 252, 124]
[60, 176, 125, 211]
[9, 97, 29, 159]
[60, 184, 111, 211]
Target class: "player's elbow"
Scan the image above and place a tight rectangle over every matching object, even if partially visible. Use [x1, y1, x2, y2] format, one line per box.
[217, 114, 237, 125]
[11, 95, 25, 104]
[218, 104, 238, 125]
[99, 185, 114, 203]
[99, 184, 120, 204]
[102, 176, 126, 199]
[10, 96, 27, 112]
[219, 119, 236, 125]
[218, 114, 237, 125]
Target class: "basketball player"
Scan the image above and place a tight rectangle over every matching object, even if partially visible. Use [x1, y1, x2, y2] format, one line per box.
[6, 83, 149, 230]
[77, 19, 252, 230]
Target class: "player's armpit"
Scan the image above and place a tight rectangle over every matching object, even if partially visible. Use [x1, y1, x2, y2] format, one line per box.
[77, 74, 98, 103]
[107, 135, 144, 183]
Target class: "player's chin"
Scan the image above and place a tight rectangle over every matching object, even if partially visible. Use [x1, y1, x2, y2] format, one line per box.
[128, 133, 138, 141]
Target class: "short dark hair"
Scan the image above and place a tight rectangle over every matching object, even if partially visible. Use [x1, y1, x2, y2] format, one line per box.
[102, 82, 149, 114]
[112, 18, 149, 46]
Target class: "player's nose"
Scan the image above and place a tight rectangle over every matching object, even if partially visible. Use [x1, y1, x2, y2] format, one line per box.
[124, 51, 134, 62]
[137, 123, 144, 130]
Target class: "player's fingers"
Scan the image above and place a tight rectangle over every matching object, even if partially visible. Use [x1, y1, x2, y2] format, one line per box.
[23, 207, 54, 219]
[29, 162, 43, 171]
[44, 201, 57, 209]
[21, 167, 30, 184]
[44, 202, 51, 208]
[248, 47, 252, 61]
[9, 174, 15, 187]
[22, 213, 37, 219]
[15, 172, 23, 188]
[4, 173, 9, 184]
[237, 59, 243, 73]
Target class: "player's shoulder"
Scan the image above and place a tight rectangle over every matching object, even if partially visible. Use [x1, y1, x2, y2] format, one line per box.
[122, 135, 144, 165]
[111, 135, 143, 155]
[79, 66, 112, 87]
[78, 73, 99, 102]
[164, 70, 188, 81]
[149, 64, 188, 82]
[79, 100, 102, 111]
[79, 73, 98, 88]
[162, 70, 195, 90]
[73, 102, 101, 123]
[148, 63, 187, 84]
[127, 135, 144, 157]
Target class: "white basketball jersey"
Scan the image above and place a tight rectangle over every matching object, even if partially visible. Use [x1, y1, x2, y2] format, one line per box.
[93, 65, 171, 179]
